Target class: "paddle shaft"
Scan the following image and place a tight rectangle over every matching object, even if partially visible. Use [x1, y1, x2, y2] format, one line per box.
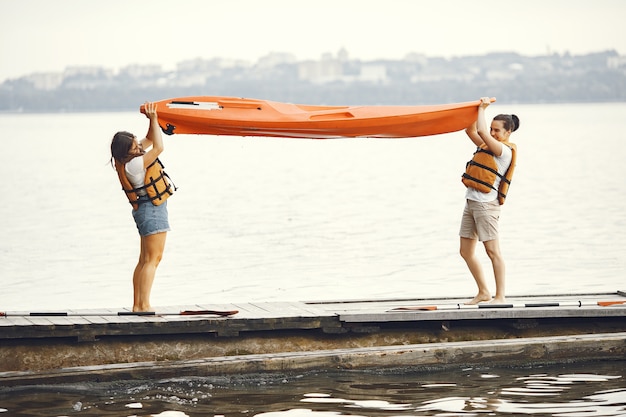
[0, 310, 238, 317]
[392, 300, 626, 311]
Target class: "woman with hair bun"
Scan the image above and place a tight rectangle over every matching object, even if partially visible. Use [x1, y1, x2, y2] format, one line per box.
[459, 97, 519, 305]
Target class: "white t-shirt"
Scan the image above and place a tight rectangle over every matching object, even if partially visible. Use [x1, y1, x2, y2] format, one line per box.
[465, 144, 513, 202]
[125, 156, 147, 196]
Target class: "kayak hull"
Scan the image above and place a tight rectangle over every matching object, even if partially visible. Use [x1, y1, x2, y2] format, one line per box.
[142, 96, 489, 139]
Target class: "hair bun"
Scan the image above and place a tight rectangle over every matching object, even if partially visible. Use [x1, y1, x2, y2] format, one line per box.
[511, 114, 520, 132]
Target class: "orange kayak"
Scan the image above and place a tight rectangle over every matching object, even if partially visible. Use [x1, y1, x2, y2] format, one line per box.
[141, 96, 493, 139]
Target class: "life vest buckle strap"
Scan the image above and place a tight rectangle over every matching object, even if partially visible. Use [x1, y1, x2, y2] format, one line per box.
[466, 160, 503, 178]
[116, 157, 175, 209]
[462, 173, 497, 192]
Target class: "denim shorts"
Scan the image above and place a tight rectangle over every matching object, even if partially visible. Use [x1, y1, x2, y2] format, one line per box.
[132, 197, 171, 237]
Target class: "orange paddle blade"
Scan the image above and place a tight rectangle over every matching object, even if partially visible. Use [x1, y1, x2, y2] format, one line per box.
[597, 301, 626, 307]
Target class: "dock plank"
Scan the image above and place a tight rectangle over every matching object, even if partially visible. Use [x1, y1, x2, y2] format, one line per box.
[0, 291, 624, 342]
[251, 301, 320, 318]
[231, 302, 275, 318]
[56, 316, 92, 326]
[1, 317, 34, 327]
[338, 293, 626, 323]
[1, 291, 626, 383]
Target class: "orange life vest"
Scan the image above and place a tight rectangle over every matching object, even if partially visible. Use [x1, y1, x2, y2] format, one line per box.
[462, 142, 517, 205]
[115, 158, 174, 210]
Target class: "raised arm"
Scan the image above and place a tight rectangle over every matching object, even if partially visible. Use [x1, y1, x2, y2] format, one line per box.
[139, 102, 164, 168]
[465, 121, 484, 147]
[476, 97, 503, 156]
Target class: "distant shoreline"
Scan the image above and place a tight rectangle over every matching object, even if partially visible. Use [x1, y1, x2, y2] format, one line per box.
[2, 50, 624, 112]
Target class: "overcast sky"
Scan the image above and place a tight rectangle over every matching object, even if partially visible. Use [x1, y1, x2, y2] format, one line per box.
[1, 0, 624, 82]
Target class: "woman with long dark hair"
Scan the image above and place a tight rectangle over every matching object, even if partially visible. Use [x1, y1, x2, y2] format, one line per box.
[110, 102, 174, 312]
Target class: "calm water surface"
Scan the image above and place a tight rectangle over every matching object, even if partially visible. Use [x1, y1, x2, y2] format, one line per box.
[0, 103, 625, 415]
[1, 361, 625, 416]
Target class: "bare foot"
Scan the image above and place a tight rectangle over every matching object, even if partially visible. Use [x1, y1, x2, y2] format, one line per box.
[465, 293, 492, 305]
[133, 305, 153, 313]
[489, 297, 506, 304]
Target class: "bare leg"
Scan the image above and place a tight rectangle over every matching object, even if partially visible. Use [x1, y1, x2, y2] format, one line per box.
[132, 232, 167, 312]
[483, 238, 506, 303]
[460, 237, 492, 304]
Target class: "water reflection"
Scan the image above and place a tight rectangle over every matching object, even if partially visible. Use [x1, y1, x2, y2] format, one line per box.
[301, 393, 413, 410]
[0, 361, 624, 416]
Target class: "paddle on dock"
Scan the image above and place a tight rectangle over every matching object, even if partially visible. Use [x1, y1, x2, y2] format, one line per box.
[0, 309, 239, 317]
[389, 300, 626, 312]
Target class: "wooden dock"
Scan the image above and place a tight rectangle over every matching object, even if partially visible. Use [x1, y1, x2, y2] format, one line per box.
[1, 291, 625, 386]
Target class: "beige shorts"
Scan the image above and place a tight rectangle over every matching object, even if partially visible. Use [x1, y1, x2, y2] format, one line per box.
[459, 199, 501, 242]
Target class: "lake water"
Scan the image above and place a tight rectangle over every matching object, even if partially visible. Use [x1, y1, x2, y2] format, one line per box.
[1, 103, 624, 310]
[0, 103, 625, 415]
[1, 361, 625, 416]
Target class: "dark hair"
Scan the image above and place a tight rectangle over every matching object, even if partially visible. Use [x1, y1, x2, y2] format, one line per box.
[494, 114, 520, 132]
[110, 131, 135, 166]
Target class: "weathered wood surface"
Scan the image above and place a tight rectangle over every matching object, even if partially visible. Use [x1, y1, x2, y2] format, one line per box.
[2, 332, 625, 386]
[312, 292, 626, 322]
[1, 291, 625, 385]
[1, 292, 624, 341]
[0, 301, 337, 341]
